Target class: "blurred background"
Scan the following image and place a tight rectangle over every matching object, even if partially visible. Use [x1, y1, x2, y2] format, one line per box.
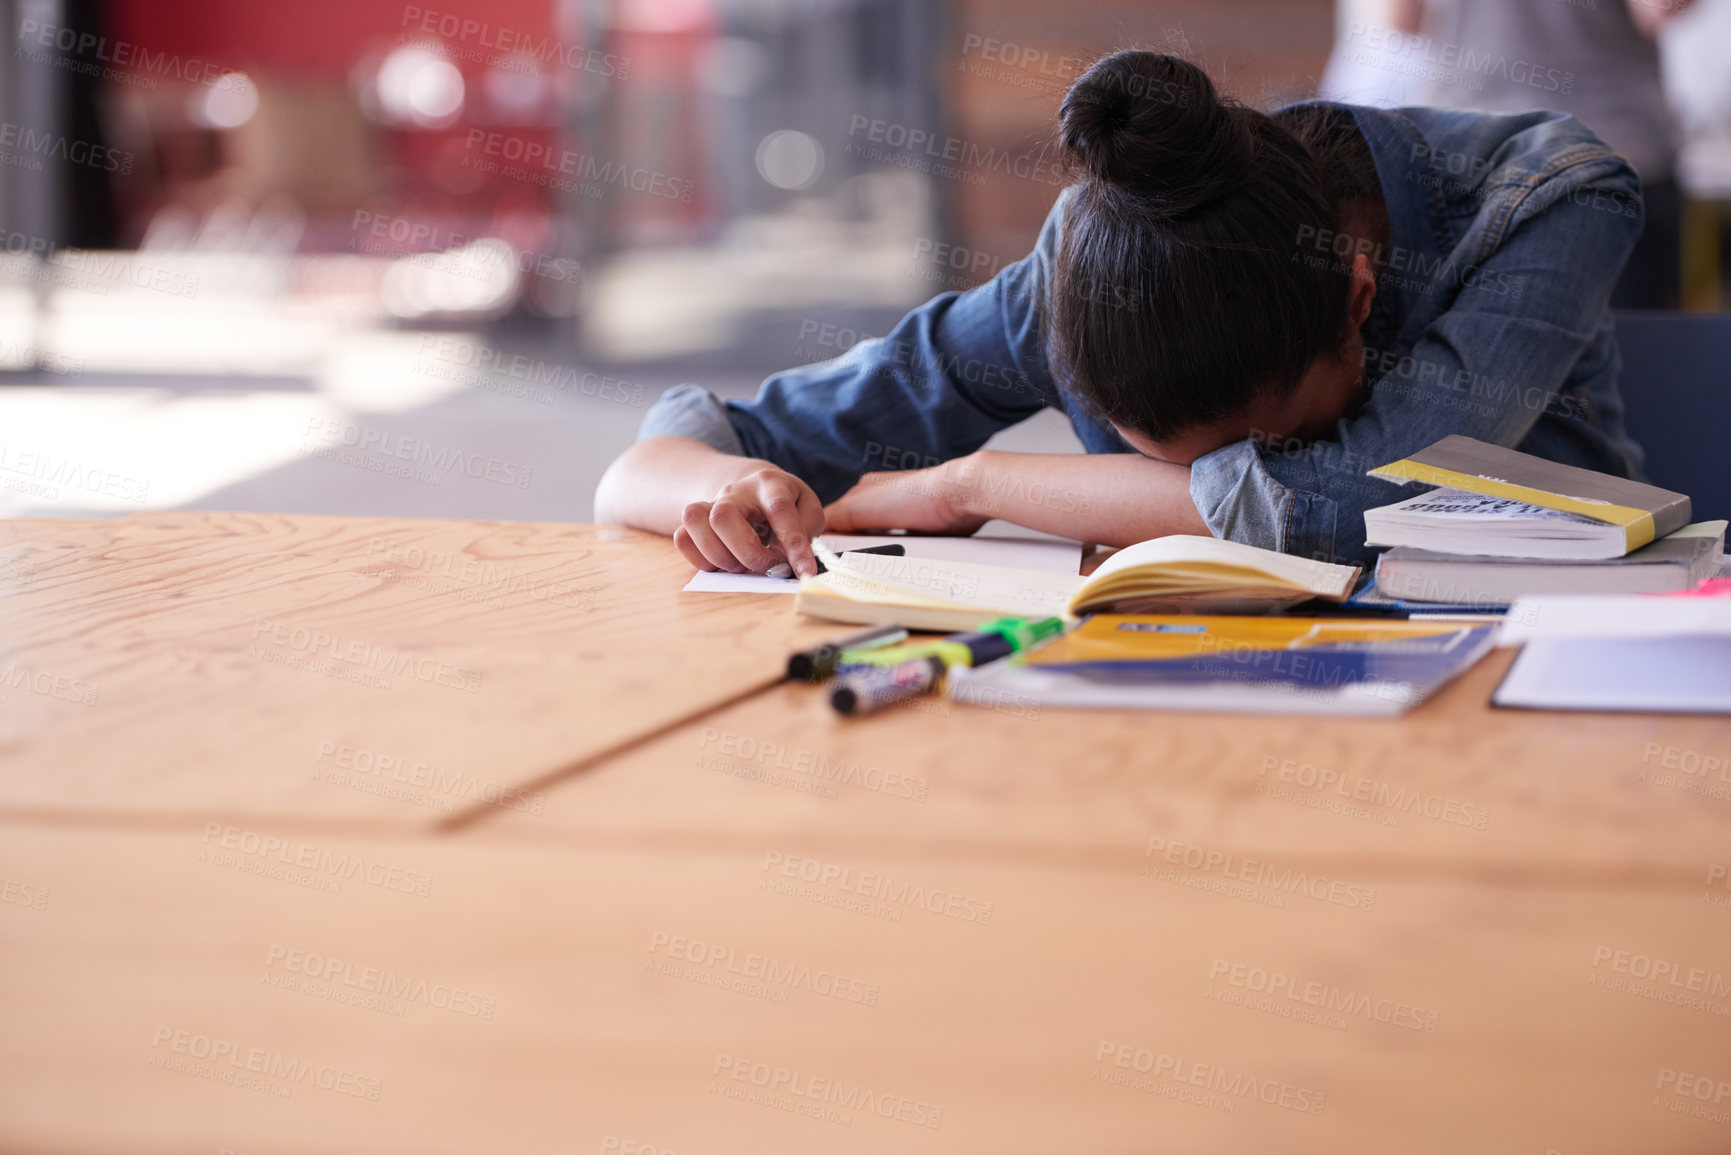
[0, 0, 1726, 523]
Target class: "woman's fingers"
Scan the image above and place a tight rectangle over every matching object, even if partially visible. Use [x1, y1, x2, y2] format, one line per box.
[679, 502, 748, 572]
[709, 500, 782, 574]
[672, 525, 714, 571]
[673, 469, 837, 576]
[754, 473, 821, 577]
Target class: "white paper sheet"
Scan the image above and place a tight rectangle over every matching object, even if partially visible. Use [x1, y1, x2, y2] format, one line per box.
[681, 534, 1084, 594]
[1493, 636, 1731, 713]
[1500, 595, 1731, 643]
[682, 571, 801, 594]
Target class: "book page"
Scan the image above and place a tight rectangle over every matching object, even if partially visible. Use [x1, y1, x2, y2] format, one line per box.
[807, 534, 1082, 573]
[683, 533, 1082, 595]
[1390, 488, 1598, 523]
[817, 546, 1080, 618]
[1083, 535, 1358, 596]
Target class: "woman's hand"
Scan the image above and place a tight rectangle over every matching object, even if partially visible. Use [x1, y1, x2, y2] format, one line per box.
[675, 464, 826, 576]
[824, 457, 991, 535]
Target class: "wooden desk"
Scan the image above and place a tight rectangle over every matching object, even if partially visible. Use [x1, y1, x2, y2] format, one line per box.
[468, 649, 1731, 877]
[4, 523, 1728, 1152]
[2, 822, 1727, 1154]
[0, 513, 837, 830]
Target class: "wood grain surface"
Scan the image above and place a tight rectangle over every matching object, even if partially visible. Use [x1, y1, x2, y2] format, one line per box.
[0, 513, 837, 830]
[2, 822, 1726, 1155]
[469, 647, 1731, 876]
[6, 519, 1728, 1153]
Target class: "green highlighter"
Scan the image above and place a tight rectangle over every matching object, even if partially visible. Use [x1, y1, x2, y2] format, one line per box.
[977, 616, 1066, 653]
[838, 616, 1066, 670]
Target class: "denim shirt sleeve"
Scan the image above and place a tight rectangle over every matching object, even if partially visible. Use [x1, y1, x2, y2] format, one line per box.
[1190, 164, 1643, 569]
[637, 383, 747, 455]
[635, 196, 1067, 504]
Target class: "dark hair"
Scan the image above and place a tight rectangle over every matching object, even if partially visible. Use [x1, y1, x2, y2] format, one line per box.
[1051, 51, 1361, 442]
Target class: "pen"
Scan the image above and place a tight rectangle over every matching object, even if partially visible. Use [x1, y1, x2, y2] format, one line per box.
[830, 617, 1068, 717]
[830, 657, 945, 716]
[787, 623, 909, 682]
[758, 524, 905, 578]
[756, 522, 797, 579]
[815, 543, 906, 575]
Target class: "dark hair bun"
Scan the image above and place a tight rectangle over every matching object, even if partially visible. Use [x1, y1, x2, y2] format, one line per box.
[1059, 51, 1251, 217]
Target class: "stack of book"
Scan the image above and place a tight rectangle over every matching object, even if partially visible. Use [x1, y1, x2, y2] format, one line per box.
[1361, 436, 1725, 610]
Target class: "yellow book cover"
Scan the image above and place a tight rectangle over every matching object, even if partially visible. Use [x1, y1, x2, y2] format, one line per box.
[948, 614, 1497, 717]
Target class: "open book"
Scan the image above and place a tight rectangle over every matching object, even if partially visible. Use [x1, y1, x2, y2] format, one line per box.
[794, 535, 1361, 631]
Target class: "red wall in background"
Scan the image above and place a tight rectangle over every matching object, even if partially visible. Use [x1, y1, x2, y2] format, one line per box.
[108, 0, 560, 78]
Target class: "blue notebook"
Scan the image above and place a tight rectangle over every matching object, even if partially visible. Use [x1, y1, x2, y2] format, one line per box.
[950, 615, 1498, 717]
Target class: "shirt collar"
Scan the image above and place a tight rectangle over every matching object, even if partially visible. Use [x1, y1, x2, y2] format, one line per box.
[1347, 104, 1451, 349]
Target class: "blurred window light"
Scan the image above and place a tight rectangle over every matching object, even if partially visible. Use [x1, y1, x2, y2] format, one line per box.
[188, 72, 260, 130]
[380, 238, 521, 321]
[755, 129, 824, 191]
[41, 285, 345, 375]
[0, 387, 346, 518]
[315, 330, 482, 413]
[375, 44, 466, 128]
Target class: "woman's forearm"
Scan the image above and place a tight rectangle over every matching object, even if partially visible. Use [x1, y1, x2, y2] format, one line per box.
[945, 450, 1210, 546]
[594, 436, 765, 534]
[600, 440, 1211, 549]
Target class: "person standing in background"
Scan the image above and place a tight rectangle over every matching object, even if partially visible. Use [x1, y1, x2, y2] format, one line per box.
[1331, 0, 1694, 307]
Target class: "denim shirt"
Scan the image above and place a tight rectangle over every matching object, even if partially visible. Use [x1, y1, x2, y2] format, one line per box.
[638, 103, 1646, 568]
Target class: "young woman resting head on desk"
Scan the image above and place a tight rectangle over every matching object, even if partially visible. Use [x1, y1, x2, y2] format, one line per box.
[595, 50, 1645, 578]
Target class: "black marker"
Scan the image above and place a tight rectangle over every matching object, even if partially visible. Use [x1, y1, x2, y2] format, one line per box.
[830, 657, 945, 716]
[765, 540, 905, 579]
[787, 623, 909, 682]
